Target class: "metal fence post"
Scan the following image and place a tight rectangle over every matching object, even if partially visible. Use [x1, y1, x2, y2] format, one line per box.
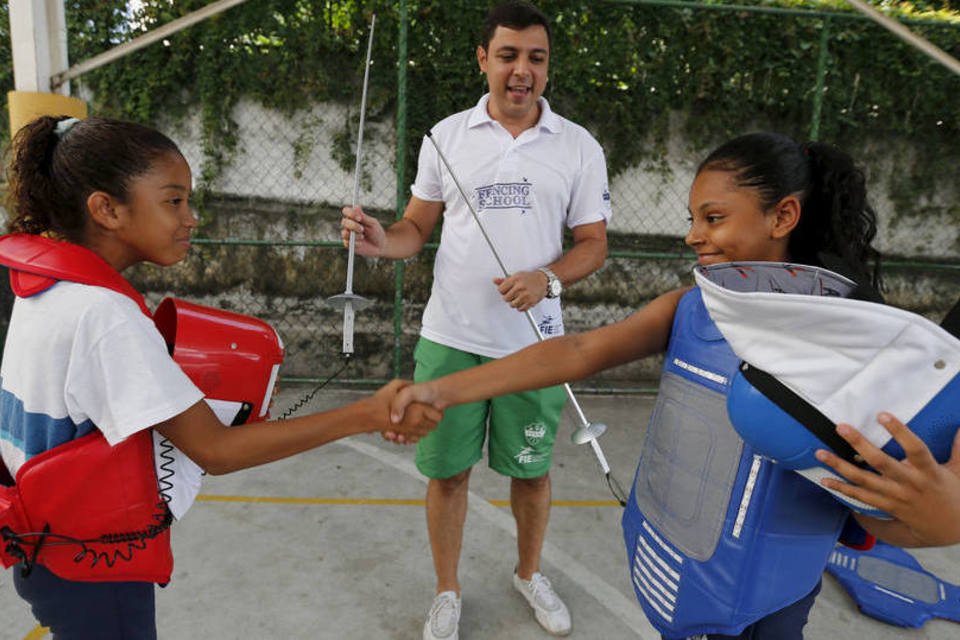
[393, 0, 409, 379]
[809, 15, 832, 142]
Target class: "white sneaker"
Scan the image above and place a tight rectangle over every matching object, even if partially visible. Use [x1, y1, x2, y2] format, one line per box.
[423, 591, 461, 640]
[513, 571, 572, 636]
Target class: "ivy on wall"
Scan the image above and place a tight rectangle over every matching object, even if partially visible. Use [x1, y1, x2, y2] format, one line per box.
[2, 0, 958, 225]
[0, 2, 12, 137]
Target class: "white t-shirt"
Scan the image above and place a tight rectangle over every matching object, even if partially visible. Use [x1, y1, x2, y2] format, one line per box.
[411, 95, 612, 358]
[0, 281, 204, 516]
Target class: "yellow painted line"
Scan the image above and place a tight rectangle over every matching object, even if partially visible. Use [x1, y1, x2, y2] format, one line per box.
[490, 499, 622, 508]
[197, 495, 424, 506]
[196, 494, 621, 508]
[24, 626, 49, 640]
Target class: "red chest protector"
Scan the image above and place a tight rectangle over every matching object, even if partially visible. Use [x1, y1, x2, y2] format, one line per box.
[0, 234, 172, 583]
[0, 234, 284, 583]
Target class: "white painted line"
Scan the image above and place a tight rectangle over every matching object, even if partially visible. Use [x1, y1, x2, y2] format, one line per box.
[340, 437, 659, 639]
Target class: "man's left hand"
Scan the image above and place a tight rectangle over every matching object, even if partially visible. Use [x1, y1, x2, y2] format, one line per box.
[495, 271, 549, 311]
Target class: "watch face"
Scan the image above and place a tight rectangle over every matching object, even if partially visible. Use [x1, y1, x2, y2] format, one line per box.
[549, 279, 562, 297]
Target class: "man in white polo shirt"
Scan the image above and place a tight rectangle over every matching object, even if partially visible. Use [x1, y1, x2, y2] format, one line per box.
[340, 2, 611, 637]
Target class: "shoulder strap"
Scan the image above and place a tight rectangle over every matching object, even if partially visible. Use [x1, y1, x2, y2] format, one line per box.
[0, 234, 150, 317]
[738, 361, 867, 468]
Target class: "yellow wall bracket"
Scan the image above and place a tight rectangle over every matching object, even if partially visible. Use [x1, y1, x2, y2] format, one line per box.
[8, 91, 87, 136]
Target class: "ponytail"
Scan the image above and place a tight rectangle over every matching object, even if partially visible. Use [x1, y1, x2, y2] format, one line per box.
[800, 142, 882, 292]
[5, 116, 82, 238]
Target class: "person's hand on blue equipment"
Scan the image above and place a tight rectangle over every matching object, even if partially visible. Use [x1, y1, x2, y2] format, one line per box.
[815, 412, 960, 547]
[340, 206, 387, 257]
[371, 379, 442, 444]
[494, 270, 550, 312]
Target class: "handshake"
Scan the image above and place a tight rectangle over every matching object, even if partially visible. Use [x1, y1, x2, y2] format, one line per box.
[370, 379, 444, 445]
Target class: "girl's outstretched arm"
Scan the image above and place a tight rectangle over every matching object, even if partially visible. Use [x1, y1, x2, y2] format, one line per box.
[391, 288, 687, 419]
[155, 379, 442, 475]
[815, 413, 960, 547]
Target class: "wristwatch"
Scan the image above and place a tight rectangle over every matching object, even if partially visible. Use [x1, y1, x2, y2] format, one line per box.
[538, 267, 562, 299]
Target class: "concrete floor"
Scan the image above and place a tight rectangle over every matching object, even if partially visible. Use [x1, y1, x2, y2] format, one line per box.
[3, 388, 960, 639]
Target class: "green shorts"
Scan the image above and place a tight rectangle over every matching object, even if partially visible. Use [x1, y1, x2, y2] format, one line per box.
[413, 337, 567, 480]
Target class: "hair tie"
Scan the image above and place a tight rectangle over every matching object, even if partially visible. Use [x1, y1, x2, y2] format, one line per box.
[54, 117, 80, 139]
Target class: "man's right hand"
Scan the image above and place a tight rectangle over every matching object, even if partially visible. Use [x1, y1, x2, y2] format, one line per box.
[341, 206, 387, 257]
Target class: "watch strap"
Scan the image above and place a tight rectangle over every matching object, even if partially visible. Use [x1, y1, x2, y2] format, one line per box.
[537, 267, 561, 298]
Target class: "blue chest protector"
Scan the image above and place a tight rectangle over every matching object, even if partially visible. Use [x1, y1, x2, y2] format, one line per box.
[621, 289, 849, 638]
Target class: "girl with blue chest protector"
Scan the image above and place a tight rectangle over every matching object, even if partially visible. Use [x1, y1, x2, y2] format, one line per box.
[389, 132, 960, 639]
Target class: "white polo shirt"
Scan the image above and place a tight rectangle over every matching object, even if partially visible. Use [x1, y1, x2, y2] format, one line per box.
[411, 95, 612, 358]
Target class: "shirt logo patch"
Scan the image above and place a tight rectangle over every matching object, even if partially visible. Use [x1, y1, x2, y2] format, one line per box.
[475, 180, 533, 214]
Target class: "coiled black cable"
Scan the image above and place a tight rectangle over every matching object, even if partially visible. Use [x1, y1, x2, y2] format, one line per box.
[3, 502, 173, 576]
[277, 356, 351, 420]
[155, 435, 177, 505]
